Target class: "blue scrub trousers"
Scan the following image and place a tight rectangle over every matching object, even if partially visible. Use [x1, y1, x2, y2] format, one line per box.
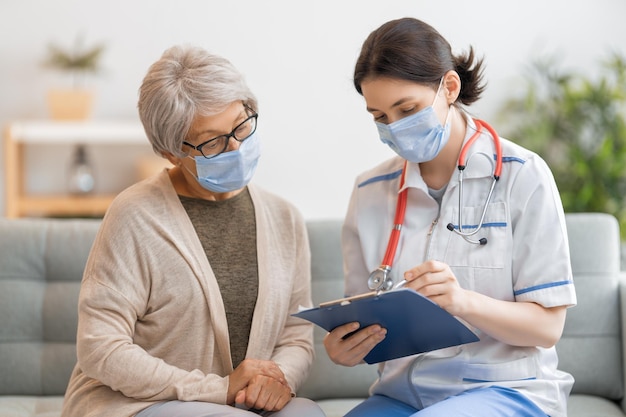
[345, 386, 549, 417]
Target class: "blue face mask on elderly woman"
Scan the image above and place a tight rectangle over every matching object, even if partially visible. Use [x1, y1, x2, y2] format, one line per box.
[188, 132, 261, 193]
[376, 79, 452, 163]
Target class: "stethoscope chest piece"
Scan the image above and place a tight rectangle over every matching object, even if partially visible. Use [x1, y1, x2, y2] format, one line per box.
[368, 266, 394, 292]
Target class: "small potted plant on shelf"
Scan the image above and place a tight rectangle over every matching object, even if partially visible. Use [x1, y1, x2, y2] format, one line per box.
[42, 34, 106, 120]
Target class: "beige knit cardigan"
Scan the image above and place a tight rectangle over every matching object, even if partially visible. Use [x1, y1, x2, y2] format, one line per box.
[61, 170, 314, 417]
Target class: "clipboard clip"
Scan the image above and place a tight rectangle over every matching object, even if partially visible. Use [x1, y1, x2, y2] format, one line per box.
[318, 280, 409, 309]
[319, 292, 378, 308]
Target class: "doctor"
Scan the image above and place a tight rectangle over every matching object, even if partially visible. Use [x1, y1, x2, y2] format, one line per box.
[323, 17, 577, 417]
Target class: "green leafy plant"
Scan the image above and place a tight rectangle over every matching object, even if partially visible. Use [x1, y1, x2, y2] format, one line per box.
[42, 35, 106, 88]
[498, 53, 626, 237]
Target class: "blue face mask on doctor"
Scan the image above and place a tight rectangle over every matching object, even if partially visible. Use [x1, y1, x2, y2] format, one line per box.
[186, 131, 261, 193]
[376, 79, 452, 163]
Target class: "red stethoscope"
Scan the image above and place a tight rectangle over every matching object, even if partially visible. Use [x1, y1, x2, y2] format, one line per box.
[367, 119, 503, 292]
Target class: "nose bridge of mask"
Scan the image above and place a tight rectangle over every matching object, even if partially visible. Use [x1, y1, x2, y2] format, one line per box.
[195, 137, 247, 171]
[185, 135, 243, 163]
[379, 77, 446, 135]
[224, 134, 242, 152]
[374, 77, 453, 164]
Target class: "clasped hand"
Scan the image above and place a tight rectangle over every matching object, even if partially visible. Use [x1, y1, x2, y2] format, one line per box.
[228, 358, 292, 411]
[324, 260, 465, 366]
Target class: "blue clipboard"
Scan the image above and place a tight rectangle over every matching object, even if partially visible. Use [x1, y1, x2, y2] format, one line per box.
[293, 288, 479, 364]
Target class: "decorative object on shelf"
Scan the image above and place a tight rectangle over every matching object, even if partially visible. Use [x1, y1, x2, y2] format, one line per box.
[47, 89, 95, 120]
[42, 34, 106, 120]
[498, 52, 626, 237]
[68, 144, 95, 194]
[4, 120, 147, 218]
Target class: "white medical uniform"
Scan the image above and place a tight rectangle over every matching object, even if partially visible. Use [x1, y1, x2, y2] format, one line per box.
[342, 119, 577, 417]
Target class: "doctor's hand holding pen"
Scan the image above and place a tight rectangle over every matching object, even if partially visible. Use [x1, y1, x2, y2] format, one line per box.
[404, 261, 567, 348]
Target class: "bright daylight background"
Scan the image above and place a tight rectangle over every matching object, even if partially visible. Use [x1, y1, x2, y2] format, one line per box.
[1, 0, 625, 219]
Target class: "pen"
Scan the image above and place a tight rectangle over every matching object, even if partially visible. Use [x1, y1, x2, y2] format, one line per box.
[393, 279, 407, 289]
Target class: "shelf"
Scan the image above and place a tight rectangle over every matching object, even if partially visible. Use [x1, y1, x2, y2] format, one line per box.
[4, 120, 148, 218]
[16, 194, 117, 217]
[7, 120, 147, 144]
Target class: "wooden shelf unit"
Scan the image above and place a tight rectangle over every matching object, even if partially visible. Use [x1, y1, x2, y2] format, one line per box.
[4, 120, 147, 218]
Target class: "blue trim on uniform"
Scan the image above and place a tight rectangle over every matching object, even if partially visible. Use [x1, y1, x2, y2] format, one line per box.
[450, 222, 507, 230]
[502, 155, 526, 164]
[358, 169, 403, 188]
[514, 280, 573, 296]
[489, 154, 526, 165]
[356, 154, 523, 189]
[358, 155, 523, 190]
[462, 377, 537, 383]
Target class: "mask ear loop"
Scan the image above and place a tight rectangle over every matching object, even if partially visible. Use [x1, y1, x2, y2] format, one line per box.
[431, 77, 453, 128]
[431, 77, 445, 108]
[180, 162, 195, 177]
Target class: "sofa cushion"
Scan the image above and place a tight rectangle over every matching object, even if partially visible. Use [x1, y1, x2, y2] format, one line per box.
[0, 218, 101, 396]
[567, 394, 625, 417]
[0, 396, 64, 417]
[557, 213, 624, 399]
[298, 220, 378, 401]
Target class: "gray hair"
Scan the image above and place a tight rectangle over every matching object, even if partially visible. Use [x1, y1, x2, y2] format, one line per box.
[138, 44, 258, 157]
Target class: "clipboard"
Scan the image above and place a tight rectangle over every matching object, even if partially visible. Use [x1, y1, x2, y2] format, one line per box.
[293, 288, 479, 364]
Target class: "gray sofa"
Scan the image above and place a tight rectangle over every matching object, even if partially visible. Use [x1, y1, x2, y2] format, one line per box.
[0, 213, 624, 417]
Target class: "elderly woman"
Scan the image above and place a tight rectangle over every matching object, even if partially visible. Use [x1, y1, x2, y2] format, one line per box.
[60, 45, 324, 417]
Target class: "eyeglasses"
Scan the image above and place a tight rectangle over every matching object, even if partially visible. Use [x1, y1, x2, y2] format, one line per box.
[183, 108, 258, 159]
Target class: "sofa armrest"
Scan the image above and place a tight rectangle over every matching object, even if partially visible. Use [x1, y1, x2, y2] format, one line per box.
[619, 272, 626, 414]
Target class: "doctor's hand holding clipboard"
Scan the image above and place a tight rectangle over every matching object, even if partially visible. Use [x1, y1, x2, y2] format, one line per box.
[322, 16, 577, 417]
[322, 260, 476, 367]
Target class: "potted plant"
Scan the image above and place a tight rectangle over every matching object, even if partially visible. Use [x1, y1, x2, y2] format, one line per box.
[42, 35, 106, 120]
[497, 52, 626, 237]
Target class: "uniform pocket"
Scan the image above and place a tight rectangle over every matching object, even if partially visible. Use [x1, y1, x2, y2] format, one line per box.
[463, 356, 537, 383]
[444, 201, 508, 269]
[442, 201, 511, 297]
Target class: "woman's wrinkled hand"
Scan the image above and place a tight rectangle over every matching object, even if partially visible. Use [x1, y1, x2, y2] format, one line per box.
[228, 359, 287, 405]
[234, 374, 292, 411]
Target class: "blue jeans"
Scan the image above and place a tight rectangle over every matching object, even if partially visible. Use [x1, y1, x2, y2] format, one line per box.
[345, 386, 549, 417]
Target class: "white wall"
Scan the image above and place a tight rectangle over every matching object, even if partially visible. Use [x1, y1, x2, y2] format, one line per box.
[1, 0, 625, 219]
